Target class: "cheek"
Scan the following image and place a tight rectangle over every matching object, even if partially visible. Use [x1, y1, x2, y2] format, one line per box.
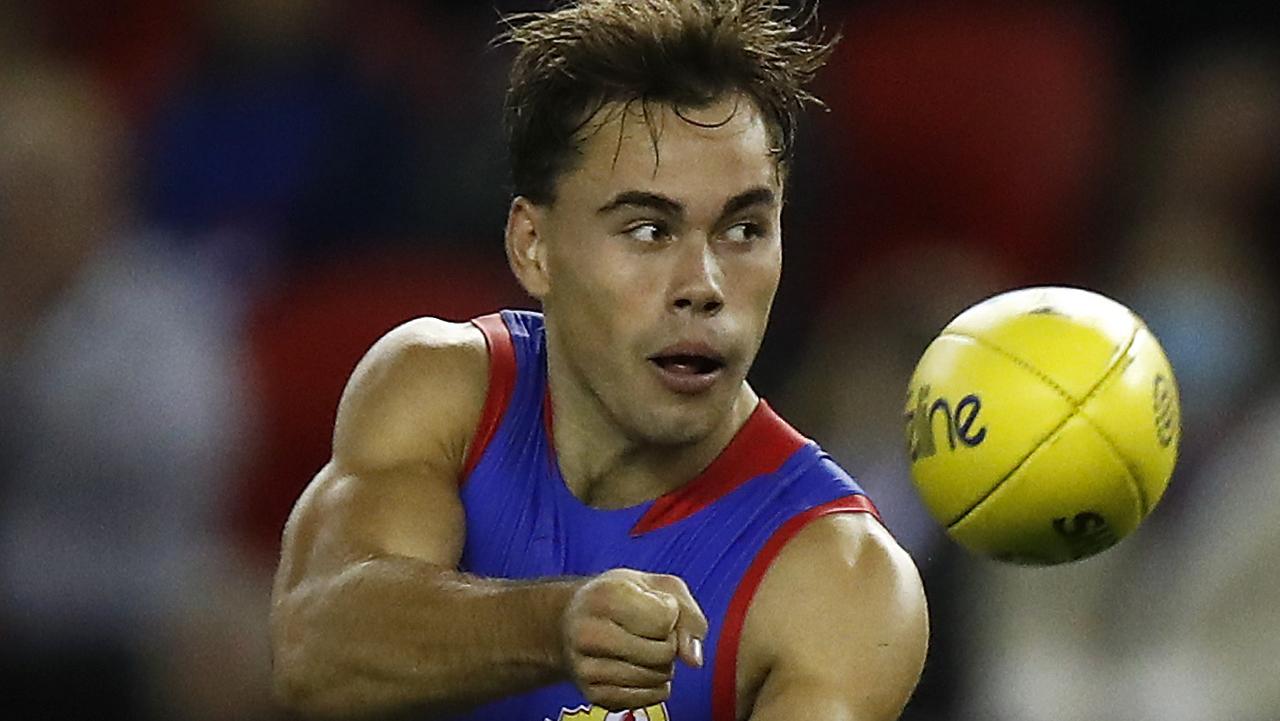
[556, 231, 665, 303]
[765, 249, 783, 298]
[553, 246, 651, 311]
[736, 248, 783, 311]
[547, 238, 660, 348]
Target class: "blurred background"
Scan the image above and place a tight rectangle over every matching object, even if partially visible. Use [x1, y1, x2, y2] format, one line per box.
[1, 1, 1277, 719]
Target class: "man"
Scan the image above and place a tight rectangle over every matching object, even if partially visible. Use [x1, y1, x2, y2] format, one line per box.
[271, 2, 928, 719]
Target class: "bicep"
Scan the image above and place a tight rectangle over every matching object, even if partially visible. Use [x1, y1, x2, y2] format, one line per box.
[743, 514, 929, 721]
[274, 317, 488, 596]
[275, 460, 467, 597]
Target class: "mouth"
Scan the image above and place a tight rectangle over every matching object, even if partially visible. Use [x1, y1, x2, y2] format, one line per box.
[649, 354, 726, 374]
[647, 345, 727, 395]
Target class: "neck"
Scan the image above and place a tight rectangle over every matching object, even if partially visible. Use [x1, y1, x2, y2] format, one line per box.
[548, 363, 759, 510]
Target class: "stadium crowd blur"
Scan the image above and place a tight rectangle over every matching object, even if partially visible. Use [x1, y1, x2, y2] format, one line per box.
[1, 1, 1276, 719]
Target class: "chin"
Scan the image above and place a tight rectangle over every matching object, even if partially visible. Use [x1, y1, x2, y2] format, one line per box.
[634, 394, 729, 446]
[640, 422, 710, 447]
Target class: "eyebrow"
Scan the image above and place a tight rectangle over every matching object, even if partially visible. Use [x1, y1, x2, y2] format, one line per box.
[721, 187, 776, 217]
[596, 190, 682, 216]
[595, 186, 777, 220]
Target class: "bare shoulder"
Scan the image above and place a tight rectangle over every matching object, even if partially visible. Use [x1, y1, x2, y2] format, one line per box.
[333, 316, 490, 474]
[738, 512, 928, 720]
[769, 513, 923, 604]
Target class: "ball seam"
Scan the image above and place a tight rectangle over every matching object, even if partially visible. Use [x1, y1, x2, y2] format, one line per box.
[1078, 415, 1150, 517]
[938, 330, 1085, 404]
[941, 321, 1142, 529]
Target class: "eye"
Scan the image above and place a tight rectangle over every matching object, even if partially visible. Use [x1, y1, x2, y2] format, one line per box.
[723, 221, 764, 244]
[625, 222, 668, 243]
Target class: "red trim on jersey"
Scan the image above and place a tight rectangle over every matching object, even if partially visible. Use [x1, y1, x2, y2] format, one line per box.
[542, 388, 554, 444]
[460, 313, 517, 484]
[629, 401, 809, 537]
[710, 494, 881, 721]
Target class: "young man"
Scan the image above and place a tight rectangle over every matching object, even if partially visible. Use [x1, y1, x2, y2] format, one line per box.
[271, 2, 928, 720]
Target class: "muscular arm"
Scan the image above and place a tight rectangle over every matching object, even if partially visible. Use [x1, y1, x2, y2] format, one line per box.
[270, 318, 577, 718]
[270, 318, 705, 719]
[737, 513, 929, 721]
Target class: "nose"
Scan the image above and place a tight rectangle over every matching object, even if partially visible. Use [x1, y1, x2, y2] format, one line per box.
[670, 240, 724, 316]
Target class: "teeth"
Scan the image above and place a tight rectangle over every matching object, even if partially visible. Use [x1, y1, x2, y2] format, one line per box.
[654, 355, 720, 374]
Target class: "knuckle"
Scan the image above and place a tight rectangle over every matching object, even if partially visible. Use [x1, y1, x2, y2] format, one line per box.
[655, 573, 689, 593]
[628, 661, 670, 687]
[640, 635, 680, 671]
[686, 610, 710, 634]
[664, 635, 680, 660]
[566, 617, 609, 655]
[589, 626, 621, 656]
[640, 682, 672, 706]
[585, 685, 623, 711]
[642, 587, 677, 616]
[581, 683, 604, 704]
[574, 656, 603, 683]
[593, 577, 640, 619]
[586, 684, 669, 713]
[605, 567, 640, 581]
[602, 585, 634, 619]
[659, 593, 681, 619]
[650, 574, 694, 607]
[639, 662, 674, 687]
[579, 580, 614, 615]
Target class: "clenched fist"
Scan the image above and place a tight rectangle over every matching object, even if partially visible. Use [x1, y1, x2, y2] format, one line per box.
[560, 569, 709, 711]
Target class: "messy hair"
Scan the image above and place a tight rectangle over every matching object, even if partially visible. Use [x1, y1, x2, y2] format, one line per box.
[499, 0, 837, 204]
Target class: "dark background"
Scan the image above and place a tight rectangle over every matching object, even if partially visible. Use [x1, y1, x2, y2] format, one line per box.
[2, 1, 1277, 719]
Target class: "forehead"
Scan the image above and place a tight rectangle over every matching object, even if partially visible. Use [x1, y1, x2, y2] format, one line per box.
[556, 95, 781, 206]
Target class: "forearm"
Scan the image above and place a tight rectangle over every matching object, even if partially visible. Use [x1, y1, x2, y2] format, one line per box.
[272, 555, 580, 718]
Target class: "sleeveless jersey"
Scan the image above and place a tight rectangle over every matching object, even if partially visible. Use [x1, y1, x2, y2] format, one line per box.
[450, 310, 879, 721]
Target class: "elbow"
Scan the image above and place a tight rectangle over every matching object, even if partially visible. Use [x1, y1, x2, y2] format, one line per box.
[273, 652, 430, 721]
[270, 580, 450, 719]
[271, 597, 418, 720]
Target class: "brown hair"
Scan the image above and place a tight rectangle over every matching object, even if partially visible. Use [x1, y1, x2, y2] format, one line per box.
[499, 0, 837, 204]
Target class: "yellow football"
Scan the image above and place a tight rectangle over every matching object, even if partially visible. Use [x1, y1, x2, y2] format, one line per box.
[905, 286, 1181, 564]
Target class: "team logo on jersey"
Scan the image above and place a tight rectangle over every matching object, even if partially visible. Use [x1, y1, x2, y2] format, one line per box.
[546, 702, 669, 721]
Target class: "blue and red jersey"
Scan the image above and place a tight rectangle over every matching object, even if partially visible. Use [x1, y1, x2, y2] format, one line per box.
[450, 310, 878, 721]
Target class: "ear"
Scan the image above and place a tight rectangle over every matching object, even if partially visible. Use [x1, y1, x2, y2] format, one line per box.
[505, 196, 551, 300]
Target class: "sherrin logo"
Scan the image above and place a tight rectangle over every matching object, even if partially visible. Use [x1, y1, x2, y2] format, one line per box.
[905, 384, 987, 461]
[548, 702, 670, 721]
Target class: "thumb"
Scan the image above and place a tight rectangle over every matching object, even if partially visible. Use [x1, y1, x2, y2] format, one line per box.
[673, 606, 707, 668]
[647, 574, 708, 668]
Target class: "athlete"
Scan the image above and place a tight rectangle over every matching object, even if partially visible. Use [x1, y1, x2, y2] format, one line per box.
[270, 2, 928, 720]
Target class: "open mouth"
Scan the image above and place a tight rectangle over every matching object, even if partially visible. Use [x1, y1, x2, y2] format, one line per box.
[648, 354, 726, 375]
